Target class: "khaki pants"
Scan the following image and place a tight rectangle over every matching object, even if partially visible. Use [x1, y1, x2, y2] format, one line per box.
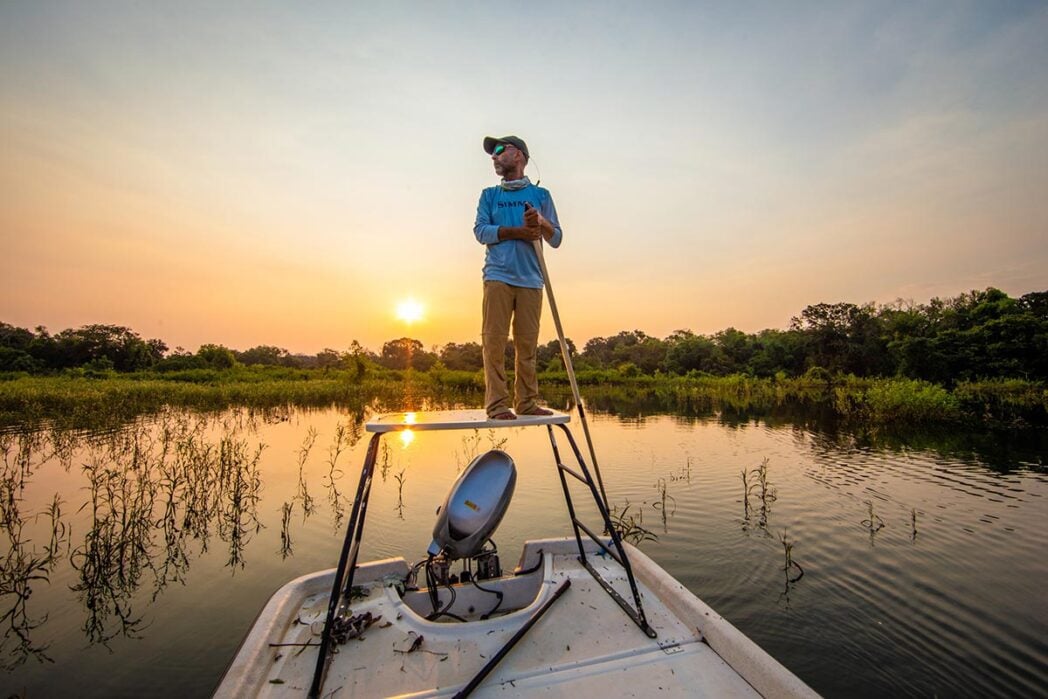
[482, 281, 543, 416]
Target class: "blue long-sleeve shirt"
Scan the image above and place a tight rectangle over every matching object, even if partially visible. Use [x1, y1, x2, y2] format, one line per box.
[473, 184, 563, 289]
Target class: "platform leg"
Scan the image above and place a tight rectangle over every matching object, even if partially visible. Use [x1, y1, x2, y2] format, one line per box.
[309, 432, 382, 698]
[554, 424, 656, 638]
[546, 425, 588, 565]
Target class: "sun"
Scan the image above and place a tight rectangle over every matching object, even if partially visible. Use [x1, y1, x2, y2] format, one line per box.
[395, 298, 425, 324]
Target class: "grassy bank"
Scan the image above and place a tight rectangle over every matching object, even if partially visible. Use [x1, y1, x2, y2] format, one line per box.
[0, 367, 479, 429]
[1, 366, 1044, 430]
[541, 370, 1047, 428]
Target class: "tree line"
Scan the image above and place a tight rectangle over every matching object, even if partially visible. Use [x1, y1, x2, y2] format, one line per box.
[2, 287, 1045, 384]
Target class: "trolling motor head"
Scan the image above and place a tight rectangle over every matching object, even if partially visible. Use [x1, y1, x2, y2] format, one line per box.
[428, 449, 516, 559]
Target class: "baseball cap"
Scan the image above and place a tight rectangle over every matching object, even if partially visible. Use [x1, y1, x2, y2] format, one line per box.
[483, 135, 529, 160]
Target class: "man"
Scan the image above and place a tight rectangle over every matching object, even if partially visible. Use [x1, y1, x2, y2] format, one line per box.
[473, 135, 563, 420]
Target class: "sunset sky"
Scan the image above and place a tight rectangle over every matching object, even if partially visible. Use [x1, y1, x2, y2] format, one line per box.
[2, 2, 1046, 354]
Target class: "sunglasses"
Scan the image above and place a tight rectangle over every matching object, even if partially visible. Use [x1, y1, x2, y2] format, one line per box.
[492, 143, 514, 156]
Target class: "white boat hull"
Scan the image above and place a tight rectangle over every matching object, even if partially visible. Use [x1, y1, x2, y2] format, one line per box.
[215, 538, 818, 698]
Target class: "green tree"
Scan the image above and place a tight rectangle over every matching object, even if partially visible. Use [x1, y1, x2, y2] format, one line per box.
[440, 342, 484, 371]
[614, 335, 667, 374]
[343, 340, 375, 379]
[713, 328, 753, 374]
[664, 330, 724, 375]
[379, 338, 437, 370]
[0, 346, 40, 372]
[538, 338, 576, 371]
[1018, 292, 1048, 379]
[0, 322, 34, 351]
[582, 331, 662, 372]
[314, 348, 342, 370]
[153, 348, 206, 372]
[48, 324, 166, 371]
[237, 345, 291, 366]
[0, 323, 41, 371]
[581, 335, 616, 367]
[197, 344, 237, 369]
[791, 302, 887, 376]
[747, 329, 806, 377]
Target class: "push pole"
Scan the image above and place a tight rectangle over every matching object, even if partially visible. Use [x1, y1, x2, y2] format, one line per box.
[531, 236, 610, 511]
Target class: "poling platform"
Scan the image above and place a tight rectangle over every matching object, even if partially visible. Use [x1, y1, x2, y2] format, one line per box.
[214, 411, 820, 698]
[366, 409, 570, 432]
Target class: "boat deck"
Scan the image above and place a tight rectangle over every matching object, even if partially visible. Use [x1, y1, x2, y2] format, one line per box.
[217, 539, 808, 698]
[215, 411, 818, 698]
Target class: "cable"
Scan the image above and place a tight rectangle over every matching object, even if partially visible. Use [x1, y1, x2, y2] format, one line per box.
[472, 577, 504, 620]
[425, 555, 440, 616]
[428, 580, 466, 623]
[514, 549, 544, 576]
[405, 559, 427, 590]
[424, 555, 467, 622]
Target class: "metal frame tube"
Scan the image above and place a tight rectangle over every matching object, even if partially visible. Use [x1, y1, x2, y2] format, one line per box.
[309, 432, 382, 698]
[532, 240, 610, 510]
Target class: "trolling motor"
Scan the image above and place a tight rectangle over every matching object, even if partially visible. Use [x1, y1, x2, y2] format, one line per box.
[429, 448, 516, 566]
[416, 450, 516, 617]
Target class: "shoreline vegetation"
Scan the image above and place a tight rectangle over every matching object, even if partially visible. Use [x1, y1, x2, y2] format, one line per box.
[0, 367, 1044, 431]
[2, 287, 1045, 430]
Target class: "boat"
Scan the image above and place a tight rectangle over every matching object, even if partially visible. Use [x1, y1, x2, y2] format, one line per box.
[214, 409, 820, 698]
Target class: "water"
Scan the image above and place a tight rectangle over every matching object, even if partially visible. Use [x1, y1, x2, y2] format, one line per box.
[1, 406, 1045, 697]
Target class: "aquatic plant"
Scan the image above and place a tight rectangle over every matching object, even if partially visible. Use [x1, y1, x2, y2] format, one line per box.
[72, 453, 155, 645]
[280, 501, 294, 559]
[61, 415, 271, 645]
[608, 500, 657, 545]
[777, 528, 804, 609]
[323, 422, 356, 531]
[652, 478, 676, 532]
[742, 458, 776, 531]
[456, 431, 483, 471]
[741, 468, 751, 520]
[295, 427, 317, 518]
[0, 407, 382, 661]
[217, 437, 265, 569]
[0, 430, 68, 669]
[861, 500, 886, 538]
[670, 456, 692, 483]
[379, 441, 393, 482]
[952, 379, 1048, 427]
[749, 458, 777, 505]
[839, 377, 961, 425]
[778, 528, 804, 583]
[393, 470, 407, 519]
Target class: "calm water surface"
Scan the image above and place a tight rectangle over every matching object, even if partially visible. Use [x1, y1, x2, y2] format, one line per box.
[2, 405, 1045, 697]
